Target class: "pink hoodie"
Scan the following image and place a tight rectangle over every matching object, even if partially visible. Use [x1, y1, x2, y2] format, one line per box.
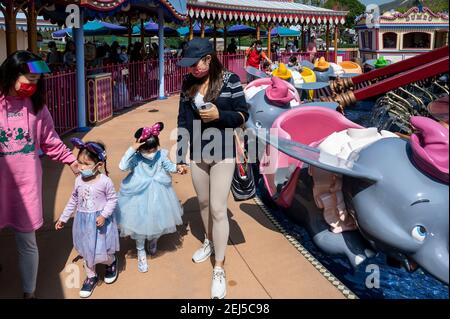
[0, 95, 76, 232]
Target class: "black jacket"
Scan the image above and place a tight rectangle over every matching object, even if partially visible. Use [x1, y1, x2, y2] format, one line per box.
[177, 71, 249, 163]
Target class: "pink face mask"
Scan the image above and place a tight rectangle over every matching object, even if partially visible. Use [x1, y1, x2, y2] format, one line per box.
[16, 82, 37, 97]
[191, 59, 210, 78]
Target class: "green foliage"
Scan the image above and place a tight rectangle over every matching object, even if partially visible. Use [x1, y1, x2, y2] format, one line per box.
[324, 0, 366, 29]
[380, 0, 449, 13]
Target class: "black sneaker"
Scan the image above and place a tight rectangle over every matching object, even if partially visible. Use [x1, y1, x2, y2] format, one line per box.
[104, 258, 118, 284]
[79, 276, 98, 298]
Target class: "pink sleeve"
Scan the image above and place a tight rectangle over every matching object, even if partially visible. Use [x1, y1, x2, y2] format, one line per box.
[100, 177, 118, 219]
[38, 106, 76, 165]
[59, 182, 79, 223]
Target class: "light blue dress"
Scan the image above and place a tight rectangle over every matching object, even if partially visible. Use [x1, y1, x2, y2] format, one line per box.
[116, 147, 183, 240]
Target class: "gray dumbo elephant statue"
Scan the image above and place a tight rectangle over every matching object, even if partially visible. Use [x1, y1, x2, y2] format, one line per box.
[258, 116, 449, 284]
[244, 76, 300, 130]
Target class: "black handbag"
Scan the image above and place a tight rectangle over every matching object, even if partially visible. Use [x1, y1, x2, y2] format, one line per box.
[231, 132, 256, 201]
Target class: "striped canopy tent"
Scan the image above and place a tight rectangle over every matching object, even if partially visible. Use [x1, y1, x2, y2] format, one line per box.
[177, 21, 222, 36]
[0, 0, 187, 54]
[132, 21, 179, 37]
[270, 26, 300, 37]
[227, 24, 267, 36]
[185, 0, 347, 58]
[187, 0, 346, 26]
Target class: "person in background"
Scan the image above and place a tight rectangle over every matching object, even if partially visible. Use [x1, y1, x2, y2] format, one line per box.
[63, 40, 76, 68]
[177, 41, 189, 58]
[151, 43, 159, 58]
[262, 60, 272, 76]
[109, 41, 121, 64]
[130, 42, 144, 62]
[294, 39, 299, 50]
[245, 40, 272, 83]
[271, 42, 280, 60]
[119, 46, 129, 63]
[307, 36, 317, 62]
[46, 41, 62, 72]
[227, 38, 237, 54]
[287, 55, 301, 72]
[285, 40, 296, 54]
[36, 33, 45, 60]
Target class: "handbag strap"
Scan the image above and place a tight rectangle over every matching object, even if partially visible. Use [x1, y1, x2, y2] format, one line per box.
[234, 131, 248, 163]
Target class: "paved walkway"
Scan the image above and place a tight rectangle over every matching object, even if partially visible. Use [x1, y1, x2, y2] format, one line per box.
[0, 96, 344, 299]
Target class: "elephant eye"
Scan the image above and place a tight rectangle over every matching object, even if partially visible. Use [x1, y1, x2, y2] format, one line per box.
[411, 225, 427, 242]
[410, 199, 430, 206]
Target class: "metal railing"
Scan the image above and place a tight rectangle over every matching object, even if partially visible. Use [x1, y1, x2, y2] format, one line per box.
[43, 50, 356, 136]
[43, 70, 78, 135]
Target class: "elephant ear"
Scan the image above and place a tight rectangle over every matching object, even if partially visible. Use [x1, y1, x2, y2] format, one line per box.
[258, 132, 382, 182]
[364, 59, 377, 67]
[300, 60, 315, 69]
[339, 73, 360, 78]
[245, 66, 268, 79]
[295, 82, 329, 90]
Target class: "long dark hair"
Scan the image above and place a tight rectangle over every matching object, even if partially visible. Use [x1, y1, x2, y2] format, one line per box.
[0, 50, 45, 113]
[184, 53, 224, 103]
[77, 141, 110, 176]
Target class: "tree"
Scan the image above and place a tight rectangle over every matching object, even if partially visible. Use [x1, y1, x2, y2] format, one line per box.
[324, 0, 366, 30]
[380, 0, 449, 13]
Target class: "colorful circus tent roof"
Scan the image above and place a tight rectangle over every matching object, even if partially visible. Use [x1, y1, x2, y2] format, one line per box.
[187, 0, 347, 26]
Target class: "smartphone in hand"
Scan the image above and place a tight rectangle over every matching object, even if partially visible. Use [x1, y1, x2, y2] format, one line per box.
[199, 102, 214, 110]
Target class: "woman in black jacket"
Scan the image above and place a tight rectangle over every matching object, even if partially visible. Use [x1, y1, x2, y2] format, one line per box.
[177, 38, 248, 299]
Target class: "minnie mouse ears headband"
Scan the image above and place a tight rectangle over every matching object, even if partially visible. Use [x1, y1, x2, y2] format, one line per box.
[140, 122, 162, 141]
[70, 138, 107, 161]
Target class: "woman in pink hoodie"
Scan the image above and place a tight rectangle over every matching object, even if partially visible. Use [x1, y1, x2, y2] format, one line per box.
[0, 51, 79, 298]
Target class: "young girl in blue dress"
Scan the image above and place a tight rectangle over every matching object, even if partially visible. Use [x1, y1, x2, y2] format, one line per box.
[56, 139, 120, 298]
[117, 122, 187, 272]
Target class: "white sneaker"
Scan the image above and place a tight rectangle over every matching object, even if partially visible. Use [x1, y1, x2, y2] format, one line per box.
[211, 266, 226, 299]
[192, 238, 214, 263]
[137, 249, 148, 273]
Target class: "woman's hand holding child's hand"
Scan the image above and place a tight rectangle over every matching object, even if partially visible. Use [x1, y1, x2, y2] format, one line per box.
[96, 215, 106, 227]
[132, 139, 146, 151]
[55, 220, 65, 230]
[69, 160, 80, 176]
[176, 164, 188, 175]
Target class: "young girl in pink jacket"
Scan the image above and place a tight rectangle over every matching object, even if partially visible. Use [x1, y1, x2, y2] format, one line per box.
[0, 51, 78, 298]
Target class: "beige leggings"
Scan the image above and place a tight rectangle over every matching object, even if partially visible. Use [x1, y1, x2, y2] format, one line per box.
[191, 158, 235, 262]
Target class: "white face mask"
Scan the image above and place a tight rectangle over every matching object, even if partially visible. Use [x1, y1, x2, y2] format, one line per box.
[141, 152, 156, 160]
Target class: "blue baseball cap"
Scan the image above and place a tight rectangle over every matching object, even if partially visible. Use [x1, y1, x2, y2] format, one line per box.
[177, 38, 214, 67]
